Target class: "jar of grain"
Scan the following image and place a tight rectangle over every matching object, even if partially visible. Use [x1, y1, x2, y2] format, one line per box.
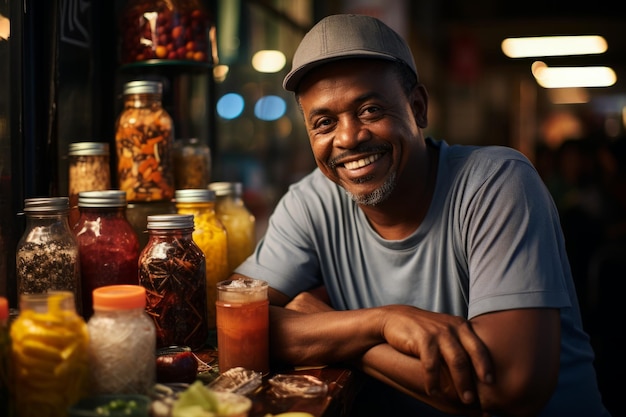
[87, 285, 156, 395]
[115, 80, 175, 203]
[175, 189, 228, 330]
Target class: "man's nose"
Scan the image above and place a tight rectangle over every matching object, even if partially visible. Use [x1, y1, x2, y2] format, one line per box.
[335, 118, 369, 148]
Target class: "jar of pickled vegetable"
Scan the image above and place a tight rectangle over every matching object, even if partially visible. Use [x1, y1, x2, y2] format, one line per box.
[139, 214, 208, 349]
[175, 189, 228, 330]
[11, 292, 89, 417]
[115, 80, 175, 203]
[73, 190, 140, 320]
[68, 142, 111, 227]
[16, 197, 82, 315]
[173, 138, 212, 189]
[208, 182, 256, 272]
[88, 285, 156, 395]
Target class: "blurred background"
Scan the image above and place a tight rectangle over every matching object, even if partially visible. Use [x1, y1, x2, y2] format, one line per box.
[1, 0, 624, 414]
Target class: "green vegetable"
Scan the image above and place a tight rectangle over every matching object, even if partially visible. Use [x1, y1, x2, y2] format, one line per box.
[172, 381, 251, 417]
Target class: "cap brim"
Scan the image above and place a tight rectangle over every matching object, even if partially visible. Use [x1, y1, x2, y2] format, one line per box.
[283, 50, 403, 92]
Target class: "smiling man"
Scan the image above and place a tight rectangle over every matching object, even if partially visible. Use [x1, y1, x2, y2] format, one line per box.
[231, 14, 610, 417]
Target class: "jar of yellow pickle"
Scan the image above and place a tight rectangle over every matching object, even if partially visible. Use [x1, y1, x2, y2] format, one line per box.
[208, 182, 256, 272]
[175, 189, 228, 330]
[10, 291, 89, 417]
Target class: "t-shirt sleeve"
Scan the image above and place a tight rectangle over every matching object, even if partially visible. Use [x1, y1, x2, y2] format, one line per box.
[464, 154, 573, 318]
[234, 183, 323, 299]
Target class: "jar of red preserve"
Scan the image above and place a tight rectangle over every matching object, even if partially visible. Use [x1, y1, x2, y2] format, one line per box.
[73, 190, 140, 320]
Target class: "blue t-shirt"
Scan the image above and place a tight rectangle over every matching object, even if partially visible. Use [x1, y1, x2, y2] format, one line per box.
[236, 138, 610, 416]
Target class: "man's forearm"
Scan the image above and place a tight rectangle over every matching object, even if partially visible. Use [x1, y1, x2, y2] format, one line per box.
[269, 305, 383, 366]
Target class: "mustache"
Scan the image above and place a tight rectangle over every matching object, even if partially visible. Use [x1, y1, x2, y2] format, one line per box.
[328, 144, 392, 169]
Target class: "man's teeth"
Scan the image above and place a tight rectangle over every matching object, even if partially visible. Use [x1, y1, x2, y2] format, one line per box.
[344, 154, 381, 170]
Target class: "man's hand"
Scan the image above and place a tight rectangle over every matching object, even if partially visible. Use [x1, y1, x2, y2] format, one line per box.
[377, 305, 493, 405]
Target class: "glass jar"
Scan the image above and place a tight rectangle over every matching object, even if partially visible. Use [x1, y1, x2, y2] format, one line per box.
[208, 182, 256, 272]
[87, 285, 156, 395]
[115, 80, 175, 203]
[68, 142, 111, 227]
[16, 197, 82, 315]
[173, 138, 211, 189]
[0, 297, 11, 417]
[10, 292, 89, 417]
[119, 0, 216, 65]
[126, 200, 176, 251]
[175, 189, 228, 330]
[73, 190, 140, 320]
[139, 214, 208, 349]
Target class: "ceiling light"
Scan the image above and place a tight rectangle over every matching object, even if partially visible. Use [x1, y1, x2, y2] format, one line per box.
[502, 35, 607, 58]
[532, 61, 616, 88]
[252, 50, 286, 73]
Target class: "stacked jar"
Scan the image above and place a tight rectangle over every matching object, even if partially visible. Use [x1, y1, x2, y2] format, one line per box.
[87, 285, 156, 395]
[115, 80, 176, 249]
[115, 80, 175, 203]
[11, 292, 89, 417]
[173, 138, 212, 189]
[68, 142, 111, 227]
[16, 197, 82, 315]
[118, 0, 215, 65]
[208, 182, 256, 272]
[175, 189, 228, 330]
[73, 190, 140, 320]
[139, 214, 208, 349]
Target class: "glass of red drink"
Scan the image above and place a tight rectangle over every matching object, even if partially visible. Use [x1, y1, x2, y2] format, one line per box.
[216, 278, 269, 374]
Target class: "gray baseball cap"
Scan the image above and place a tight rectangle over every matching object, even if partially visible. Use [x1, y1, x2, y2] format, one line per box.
[283, 14, 418, 92]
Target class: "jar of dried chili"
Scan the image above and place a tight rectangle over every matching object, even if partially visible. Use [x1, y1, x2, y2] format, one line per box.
[115, 80, 175, 203]
[73, 190, 140, 320]
[139, 214, 208, 349]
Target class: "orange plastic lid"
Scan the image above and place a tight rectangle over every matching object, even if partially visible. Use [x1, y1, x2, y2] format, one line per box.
[0, 297, 7, 320]
[92, 285, 146, 310]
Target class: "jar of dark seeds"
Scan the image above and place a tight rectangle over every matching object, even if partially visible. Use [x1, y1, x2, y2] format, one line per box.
[16, 197, 82, 316]
[139, 214, 208, 350]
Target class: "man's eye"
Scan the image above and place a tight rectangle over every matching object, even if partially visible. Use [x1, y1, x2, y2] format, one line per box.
[362, 105, 380, 115]
[315, 118, 333, 129]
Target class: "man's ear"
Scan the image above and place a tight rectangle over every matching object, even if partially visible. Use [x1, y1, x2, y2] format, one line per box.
[411, 84, 429, 128]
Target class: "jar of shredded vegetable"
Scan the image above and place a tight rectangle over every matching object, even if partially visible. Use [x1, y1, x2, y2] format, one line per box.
[139, 214, 208, 349]
[88, 285, 156, 395]
[10, 292, 89, 417]
[115, 80, 175, 203]
[175, 189, 228, 330]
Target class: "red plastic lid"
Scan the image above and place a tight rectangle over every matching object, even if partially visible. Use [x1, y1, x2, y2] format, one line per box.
[0, 297, 7, 320]
[92, 285, 146, 310]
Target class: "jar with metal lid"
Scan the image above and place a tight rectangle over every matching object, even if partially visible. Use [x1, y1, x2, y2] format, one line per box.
[208, 182, 256, 272]
[87, 285, 156, 395]
[10, 291, 89, 417]
[139, 214, 208, 349]
[68, 142, 111, 227]
[115, 80, 175, 203]
[16, 197, 82, 315]
[175, 189, 228, 330]
[118, 0, 216, 65]
[173, 138, 212, 189]
[73, 190, 140, 320]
